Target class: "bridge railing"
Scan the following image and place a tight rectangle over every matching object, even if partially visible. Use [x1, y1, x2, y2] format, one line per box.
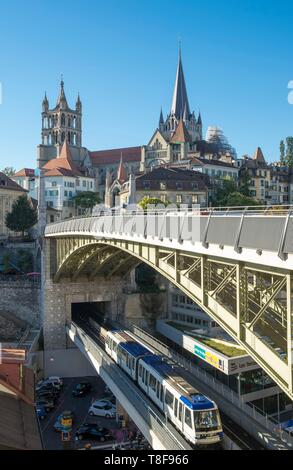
[45, 205, 293, 258]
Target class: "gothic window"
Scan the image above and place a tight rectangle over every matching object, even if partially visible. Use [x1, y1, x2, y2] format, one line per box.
[68, 117, 71, 128]
[55, 132, 58, 144]
[61, 114, 65, 126]
[73, 116, 77, 129]
[73, 133, 77, 145]
[61, 132, 65, 143]
[68, 132, 71, 143]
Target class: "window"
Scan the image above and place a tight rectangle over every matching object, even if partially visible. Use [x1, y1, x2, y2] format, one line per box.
[83, 181, 86, 187]
[143, 181, 151, 189]
[165, 389, 174, 407]
[161, 194, 167, 203]
[160, 181, 166, 190]
[176, 182, 183, 190]
[176, 194, 182, 203]
[174, 398, 178, 417]
[185, 408, 192, 428]
[52, 181, 57, 187]
[64, 190, 68, 197]
[178, 402, 183, 421]
[191, 182, 198, 190]
[191, 195, 198, 204]
[149, 374, 156, 392]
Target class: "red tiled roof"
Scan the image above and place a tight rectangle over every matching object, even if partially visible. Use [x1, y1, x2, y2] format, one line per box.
[170, 119, 192, 143]
[13, 168, 35, 177]
[42, 140, 83, 176]
[90, 146, 141, 166]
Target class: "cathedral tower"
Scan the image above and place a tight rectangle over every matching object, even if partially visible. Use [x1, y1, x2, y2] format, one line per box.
[37, 79, 87, 168]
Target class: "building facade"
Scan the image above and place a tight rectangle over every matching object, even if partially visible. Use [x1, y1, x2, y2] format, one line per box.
[0, 172, 29, 238]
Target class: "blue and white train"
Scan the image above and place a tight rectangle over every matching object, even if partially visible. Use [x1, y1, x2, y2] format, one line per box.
[105, 329, 223, 446]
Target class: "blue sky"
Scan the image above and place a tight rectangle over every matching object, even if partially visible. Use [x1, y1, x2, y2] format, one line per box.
[0, 0, 293, 169]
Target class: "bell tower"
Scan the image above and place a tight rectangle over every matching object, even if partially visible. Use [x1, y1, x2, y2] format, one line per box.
[37, 79, 84, 168]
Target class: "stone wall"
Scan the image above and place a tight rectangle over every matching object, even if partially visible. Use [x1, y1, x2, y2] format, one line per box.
[43, 275, 128, 350]
[0, 278, 40, 329]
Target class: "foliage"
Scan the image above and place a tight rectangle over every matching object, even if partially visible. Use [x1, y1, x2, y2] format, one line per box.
[73, 192, 101, 210]
[1, 167, 16, 177]
[138, 197, 167, 211]
[238, 170, 251, 197]
[280, 140, 285, 164]
[225, 191, 260, 207]
[17, 249, 33, 273]
[5, 195, 38, 237]
[2, 253, 11, 273]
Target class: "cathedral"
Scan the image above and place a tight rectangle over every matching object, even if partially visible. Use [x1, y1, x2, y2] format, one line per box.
[140, 48, 203, 172]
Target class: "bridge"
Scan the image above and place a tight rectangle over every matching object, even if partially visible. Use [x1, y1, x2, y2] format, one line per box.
[44, 207, 293, 400]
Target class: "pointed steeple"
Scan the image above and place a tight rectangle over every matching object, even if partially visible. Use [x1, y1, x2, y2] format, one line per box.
[198, 111, 202, 126]
[170, 119, 192, 143]
[57, 76, 68, 109]
[253, 147, 266, 164]
[117, 153, 127, 183]
[76, 93, 82, 112]
[42, 92, 49, 112]
[159, 107, 164, 128]
[171, 47, 191, 119]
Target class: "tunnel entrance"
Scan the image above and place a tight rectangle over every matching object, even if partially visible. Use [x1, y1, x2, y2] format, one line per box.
[71, 301, 110, 325]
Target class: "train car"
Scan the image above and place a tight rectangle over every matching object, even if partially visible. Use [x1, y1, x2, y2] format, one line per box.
[105, 330, 133, 362]
[117, 341, 152, 380]
[138, 355, 223, 446]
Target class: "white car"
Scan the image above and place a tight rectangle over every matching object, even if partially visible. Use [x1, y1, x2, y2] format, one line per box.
[88, 400, 116, 418]
[36, 377, 63, 391]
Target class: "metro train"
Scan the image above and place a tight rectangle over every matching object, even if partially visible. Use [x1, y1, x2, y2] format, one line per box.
[105, 329, 223, 446]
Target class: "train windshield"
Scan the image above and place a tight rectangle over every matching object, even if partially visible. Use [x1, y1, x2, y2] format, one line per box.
[194, 409, 220, 431]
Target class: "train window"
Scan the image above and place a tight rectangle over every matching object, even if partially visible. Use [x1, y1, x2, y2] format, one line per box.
[156, 383, 160, 399]
[146, 371, 149, 386]
[149, 374, 156, 392]
[139, 365, 142, 377]
[160, 385, 163, 402]
[178, 402, 183, 421]
[165, 389, 174, 407]
[174, 398, 178, 417]
[184, 408, 192, 428]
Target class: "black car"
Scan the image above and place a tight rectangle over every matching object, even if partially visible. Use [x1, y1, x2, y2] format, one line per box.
[36, 389, 59, 401]
[72, 382, 92, 397]
[36, 398, 55, 412]
[75, 424, 112, 441]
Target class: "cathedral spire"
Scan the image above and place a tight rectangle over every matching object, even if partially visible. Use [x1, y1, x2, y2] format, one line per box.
[171, 47, 190, 120]
[117, 153, 127, 183]
[159, 107, 164, 128]
[57, 76, 68, 109]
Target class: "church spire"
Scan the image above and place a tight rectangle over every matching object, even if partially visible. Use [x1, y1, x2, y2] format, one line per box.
[171, 47, 190, 120]
[57, 76, 68, 109]
[159, 107, 164, 128]
[117, 153, 127, 183]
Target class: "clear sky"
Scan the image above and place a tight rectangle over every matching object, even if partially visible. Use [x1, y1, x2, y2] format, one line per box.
[0, 0, 293, 170]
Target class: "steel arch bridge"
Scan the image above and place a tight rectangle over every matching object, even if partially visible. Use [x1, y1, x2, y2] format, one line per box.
[44, 209, 293, 400]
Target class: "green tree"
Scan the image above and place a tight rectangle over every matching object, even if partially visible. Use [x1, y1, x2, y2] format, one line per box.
[5, 195, 38, 237]
[280, 140, 285, 164]
[225, 192, 260, 207]
[138, 196, 167, 211]
[1, 167, 16, 177]
[210, 178, 238, 206]
[17, 249, 33, 273]
[73, 192, 101, 213]
[285, 137, 293, 167]
[238, 170, 251, 197]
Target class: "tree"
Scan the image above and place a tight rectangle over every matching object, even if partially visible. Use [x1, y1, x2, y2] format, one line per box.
[280, 140, 285, 164]
[285, 137, 293, 167]
[73, 192, 101, 213]
[1, 167, 16, 177]
[210, 178, 238, 207]
[238, 170, 251, 197]
[5, 195, 38, 237]
[225, 192, 260, 207]
[138, 197, 167, 211]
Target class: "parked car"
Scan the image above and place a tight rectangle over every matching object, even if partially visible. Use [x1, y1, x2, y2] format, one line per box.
[36, 380, 61, 393]
[54, 411, 74, 432]
[36, 389, 59, 401]
[100, 395, 116, 406]
[88, 400, 116, 418]
[47, 376, 63, 387]
[72, 382, 92, 397]
[75, 424, 112, 441]
[36, 406, 47, 420]
[36, 398, 55, 412]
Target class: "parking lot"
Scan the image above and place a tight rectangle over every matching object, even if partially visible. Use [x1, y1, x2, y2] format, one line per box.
[40, 376, 121, 450]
